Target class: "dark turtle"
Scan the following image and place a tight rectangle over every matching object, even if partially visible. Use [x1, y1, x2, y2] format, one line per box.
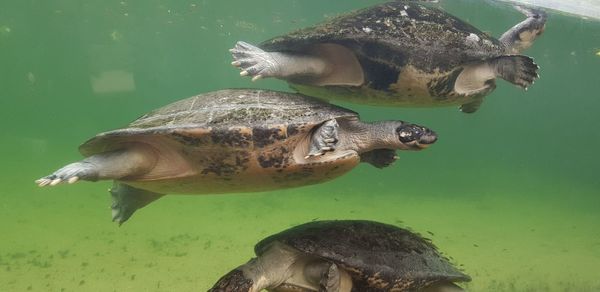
[36, 89, 437, 224]
[230, 1, 546, 113]
[209, 220, 471, 292]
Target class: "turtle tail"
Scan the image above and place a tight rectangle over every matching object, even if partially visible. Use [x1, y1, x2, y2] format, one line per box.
[491, 55, 539, 90]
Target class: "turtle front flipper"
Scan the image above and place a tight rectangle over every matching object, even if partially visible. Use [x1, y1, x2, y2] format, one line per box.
[460, 97, 485, 114]
[360, 149, 398, 168]
[500, 5, 547, 54]
[306, 119, 339, 159]
[319, 263, 342, 292]
[303, 261, 352, 292]
[110, 182, 164, 225]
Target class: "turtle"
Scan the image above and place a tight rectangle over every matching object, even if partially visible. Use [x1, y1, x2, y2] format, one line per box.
[209, 220, 471, 292]
[230, 1, 547, 113]
[35, 89, 437, 225]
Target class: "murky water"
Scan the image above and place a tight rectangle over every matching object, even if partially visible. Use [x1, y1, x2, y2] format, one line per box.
[1, 1, 599, 291]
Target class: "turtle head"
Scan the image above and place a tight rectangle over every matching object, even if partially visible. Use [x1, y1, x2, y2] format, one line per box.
[395, 122, 437, 150]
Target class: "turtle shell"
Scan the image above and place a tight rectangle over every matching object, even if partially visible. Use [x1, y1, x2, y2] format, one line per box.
[79, 89, 357, 156]
[255, 220, 470, 291]
[261, 1, 504, 83]
[77, 89, 361, 194]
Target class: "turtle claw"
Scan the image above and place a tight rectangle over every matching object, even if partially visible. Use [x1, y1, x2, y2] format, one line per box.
[306, 119, 339, 159]
[35, 161, 97, 187]
[304, 153, 323, 160]
[35, 178, 53, 187]
[304, 146, 335, 159]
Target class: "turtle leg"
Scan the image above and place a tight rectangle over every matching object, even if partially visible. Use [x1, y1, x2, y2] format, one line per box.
[230, 42, 364, 86]
[459, 97, 485, 114]
[304, 261, 350, 292]
[499, 6, 546, 54]
[420, 281, 465, 292]
[360, 149, 398, 168]
[36, 146, 157, 187]
[230, 41, 329, 81]
[306, 119, 339, 159]
[318, 263, 342, 292]
[110, 182, 164, 225]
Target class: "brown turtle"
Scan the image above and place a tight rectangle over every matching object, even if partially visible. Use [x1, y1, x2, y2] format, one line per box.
[210, 220, 471, 292]
[230, 1, 546, 113]
[36, 89, 437, 224]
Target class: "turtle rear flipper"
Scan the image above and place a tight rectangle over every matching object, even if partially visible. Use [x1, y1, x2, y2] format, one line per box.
[500, 6, 547, 54]
[491, 55, 539, 90]
[231, 41, 363, 86]
[110, 182, 164, 225]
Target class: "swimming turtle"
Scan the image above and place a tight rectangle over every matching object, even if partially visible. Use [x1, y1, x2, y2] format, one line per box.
[230, 1, 546, 113]
[209, 220, 470, 292]
[35, 89, 437, 225]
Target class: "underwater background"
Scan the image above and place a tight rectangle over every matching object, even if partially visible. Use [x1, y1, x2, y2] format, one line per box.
[1, 0, 599, 291]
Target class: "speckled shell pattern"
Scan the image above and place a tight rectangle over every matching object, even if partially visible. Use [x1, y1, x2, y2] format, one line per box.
[261, 1, 505, 75]
[255, 220, 471, 291]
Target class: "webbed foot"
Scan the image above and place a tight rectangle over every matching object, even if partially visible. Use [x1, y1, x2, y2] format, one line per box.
[460, 97, 485, 113]
[230, 41, 282, 81]
[110, 182, 164, 225]
[306, 119, 339, 159]
[36, 161, 98, 186]
[360, 149, 398, 168]
[492, 55, 539, 90]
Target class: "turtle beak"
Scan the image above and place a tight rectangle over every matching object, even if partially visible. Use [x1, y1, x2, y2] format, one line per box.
[417, 128, 437, 148]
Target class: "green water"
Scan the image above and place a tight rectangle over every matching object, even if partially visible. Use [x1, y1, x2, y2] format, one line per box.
[1, 1, 599, 291]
